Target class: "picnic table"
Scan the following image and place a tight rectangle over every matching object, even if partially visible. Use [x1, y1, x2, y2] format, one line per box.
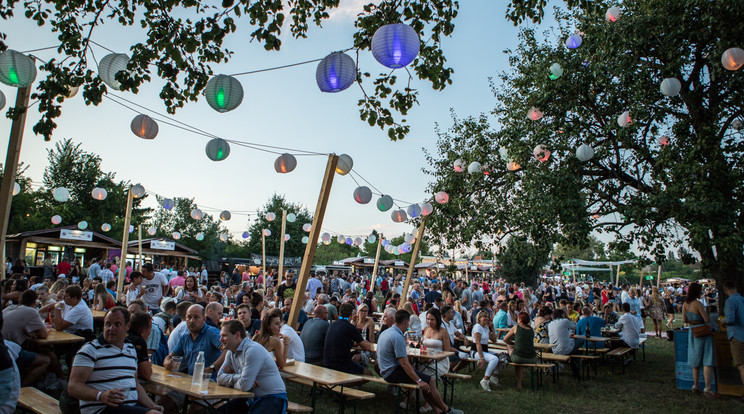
[280, 361, 365, 413]
[572, 335, 612, 354]
[33, 329, 85, 345]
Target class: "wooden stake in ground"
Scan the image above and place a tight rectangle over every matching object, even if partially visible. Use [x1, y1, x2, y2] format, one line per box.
[399, 217, 427, 309]
[278, 209, 287, 286]
[369, 233, 383, 293]
[262, 232, 266, 278]
[0, 84, 32, 279]
[116, 186, 135, 299]
[288, 154, 338, 328]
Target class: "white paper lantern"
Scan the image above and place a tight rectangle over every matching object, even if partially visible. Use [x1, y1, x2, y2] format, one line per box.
[385, 244, 394, 253]
[605, 6, 621, 22]
[499, 147, 509, 161]
[131, 184, 145, 198]
[287, 213, 296, 222]
[321, 232, 331, 243]
[130, 114, 158, 140]
[533, 145, 551, 162]
[467, 161, 482, 174]
[434, 191, 449, 204]
[302, 223, 312, 232]
[205, 138, 231, 161]
[260, 229, 270, 237]
[421, 202, 433, 216]
[391, 209, 407, 223]
[147, 226, 156, 236]
[51, 215, 62, 225]
[12, 182, 20, 196]
[285, 234, 291, 241]
[660, 78, 682, 97]
[0, 91, 5, 111]
[265, 212, 276, 222]
[101, 223, 111, 232]
[368, 234, 377, 244]
[0, 49, 37, 87]
[404, 233, 415, 244]
[354, 237, 362, 246]
[733, 119, 743, 131]
[393, 246, 400, 255]
[191, 208, 203, 220]
[316, 52, 356, 92]
[565, 34, 583, 49]
[274, 153, 297, 173]
[98, 53, 130, 90]
[722, 47, 744, 71]
[172, 232, 181, 240]
[376, 195, 394, 212]
[617, 111, 632, 127]
[302, 236, 309, 244]
[371, 23, 420, 69]
[453, 159, 465, 172]
[52, 187, 70, 202]
[205, 74, 243, 112]
[220, 233, 228, 242]
[527, 107, 543, 121]
[337, 235, 346, 244]
[242, 231, 250, 239]
[658, 135, 670, 146]
[196, 232, 205, 241]
[220, 210, 231, 221]
[91, 187, 108, 201]
[64, 84, 79, 98]
[161, 198, 174, 210]
[353, 186, 373, 204]
[549, 63, 563, 80]
[335, 154, 353, 175]
[78, 220, 88, 230]
[407, 204, 421, 218]
[576, 144, 594, 162]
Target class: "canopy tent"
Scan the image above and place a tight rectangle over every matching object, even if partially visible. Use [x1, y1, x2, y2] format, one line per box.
[571, 259, 637, 266]
[560, 264, 613, 272]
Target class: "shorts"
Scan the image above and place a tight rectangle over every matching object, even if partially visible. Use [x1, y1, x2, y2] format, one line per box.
[730, 338, 744, 366]
[384, 365, 430, 385]
[328, 361, 364, 375]
[16, 350, 37, 367]
[101, 404, 151, 414]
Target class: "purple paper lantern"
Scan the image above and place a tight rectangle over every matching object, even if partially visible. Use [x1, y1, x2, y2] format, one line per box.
[371, 23, 420, 69]
[316, 52, 356, 92]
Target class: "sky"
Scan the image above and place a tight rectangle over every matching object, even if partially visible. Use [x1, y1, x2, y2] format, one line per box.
[0, 1, 533, 254]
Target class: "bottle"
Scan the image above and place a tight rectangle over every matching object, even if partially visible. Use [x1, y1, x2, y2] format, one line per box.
[586, 325, 591, 338]
[192, 351, 205, 387]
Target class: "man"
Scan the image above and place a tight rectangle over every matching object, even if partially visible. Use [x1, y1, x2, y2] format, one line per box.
[87, 258, 101, 280]
[167, 301, 193, 352]
[575, 307, 606, 347]
[200, 265, 209, 286]
[236, 304, 261, 338]
[53, 285, 93, 334]
[566, 302, 580, 322]
[99, 262, 115, 284]
[323, 303, 373, 374]
[276, 276, 296, 307]
[282, 297, 308, 331]
[424, 283, 441, 305]
[126, 271, 146, 306]
[68, 307, 163, 414]
[125, 261, 133, 281]
[300, 305, 329, 364]
[217, 320, 288, 413]
[230, 268, 242, 286]
[1, 290, 51, 386]
[492, 301, 508, 336]
[724, 281, 744, 400]
[377, 309, 462, 414]
[460, 283, 472, 311]
[205, 301, 224, 328]
[305, 271, 323, 300]
[57, 257, 71, 279]
[127, 312, 153, 380]
[140, 263, 169, 312]
[613, 303, 643, 363]
[325, 296, 339, 321]
[379, 307, 396, 335]
[168, 270, 186, 289]
[472, 283, 484, 303]
[164, 304, 224, 375]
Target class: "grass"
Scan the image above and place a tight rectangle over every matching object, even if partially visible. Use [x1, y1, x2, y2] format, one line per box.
[285, 316, 739, 414]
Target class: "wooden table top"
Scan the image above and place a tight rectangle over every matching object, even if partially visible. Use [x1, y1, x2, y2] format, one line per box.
[91, 310, 107, 319]
[572, 335, 611, 342]
[465, 336, 555, 351]
[33, 329, 85, 345]
[357, 343, 454, 361]
[148, 365, 253, 400]
[280, 361, 363, 386]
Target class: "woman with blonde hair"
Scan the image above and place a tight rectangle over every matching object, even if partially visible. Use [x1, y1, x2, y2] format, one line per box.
[647, 287, 665, 338]
[472, 310, 503, 391]
[352, 303, 376, 343]
[92, 283, 116, 311]
[404, 302, 422, 335]
[252, 309, 289, 368]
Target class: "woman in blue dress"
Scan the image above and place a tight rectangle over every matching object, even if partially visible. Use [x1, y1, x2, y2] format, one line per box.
[682, 282, 717, 398]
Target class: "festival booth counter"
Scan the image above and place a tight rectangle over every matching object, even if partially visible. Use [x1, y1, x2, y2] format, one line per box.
[674, 329, 744, 396]
[124, 238, 200, 270]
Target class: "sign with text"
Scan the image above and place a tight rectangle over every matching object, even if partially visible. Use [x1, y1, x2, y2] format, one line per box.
[60, 229, 93, 242]
[364, 258, 375, 264]
[395, 260, 405, 267]
[150, 240, 175, 251]
[251, 253, 302, 268]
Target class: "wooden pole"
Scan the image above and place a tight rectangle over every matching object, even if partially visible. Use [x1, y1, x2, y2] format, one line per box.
[0, 84, 32, 279]
[615, 265, 620, 286]
[572, 262, 576, 285]
[369, 233, 383, 294]
[288, 154, 338, 328]
[137, 225, 143, 271]
[262, 233, 266, 278]
[399, 217, 427, 309]
[656, 264, 662, 290]
[116, 187, 135, 300]
[278, 209, 287, 286]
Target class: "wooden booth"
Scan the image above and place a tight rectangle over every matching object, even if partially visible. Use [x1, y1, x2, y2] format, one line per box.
[124, 238, 200, 270]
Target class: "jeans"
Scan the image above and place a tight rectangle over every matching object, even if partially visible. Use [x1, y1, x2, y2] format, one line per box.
[0, 365, 20, 414]
[221, 394, 288, 414]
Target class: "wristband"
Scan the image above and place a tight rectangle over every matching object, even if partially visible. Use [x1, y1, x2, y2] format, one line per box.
[96, 391, 102, 401]
[416, 378, 423, 383]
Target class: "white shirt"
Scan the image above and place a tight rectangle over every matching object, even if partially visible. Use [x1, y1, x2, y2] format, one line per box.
[615, 312, 643, 348]
[441, 319, 459, 345]
[167, 320, 189, 353]
[472, 323, 490, 345]
[62, 301, 93, 333]
[280, 324, 305, 362]
[142, 272, 168, 310]
[548, 318, 576, 355]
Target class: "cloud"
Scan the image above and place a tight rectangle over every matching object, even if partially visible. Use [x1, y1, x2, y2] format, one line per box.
[328, 0, 382, 21]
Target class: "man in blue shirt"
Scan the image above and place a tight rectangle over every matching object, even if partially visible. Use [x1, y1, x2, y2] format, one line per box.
[164, 304, 224, 375]
[724, 281, 744, 396]
[575, 307, 606, 348]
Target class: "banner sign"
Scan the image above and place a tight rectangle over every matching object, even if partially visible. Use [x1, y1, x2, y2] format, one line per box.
[60, 229, 93, 242]
[395, 260, 405, 267]
[251, 253, 302, 267]
[150, 240, 175, 251]
[364, 258, 375, 264]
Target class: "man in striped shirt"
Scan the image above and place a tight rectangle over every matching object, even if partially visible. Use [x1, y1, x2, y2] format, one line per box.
[68, 307, 162, 414]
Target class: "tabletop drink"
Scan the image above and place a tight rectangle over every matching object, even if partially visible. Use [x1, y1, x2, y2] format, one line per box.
[192, 351, 205, 387]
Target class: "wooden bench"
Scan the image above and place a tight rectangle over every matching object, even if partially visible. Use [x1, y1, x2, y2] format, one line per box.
[539, 353, 570, 382]
[507, 363, 554, 391]
[286, 401, 313, 412]
[19, 387, 61, 414]
[638, 337, 647, 361]
[441, 372, 471, 406]
[359, 374, 421, 414]
[571, 354, 600, 380]
[286, 376, 376, 400]
[607, 347, 634, 373]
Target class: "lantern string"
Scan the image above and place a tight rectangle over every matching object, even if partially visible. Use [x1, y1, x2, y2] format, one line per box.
[227, 47, 354, 77]
[21, 45, 60, 54]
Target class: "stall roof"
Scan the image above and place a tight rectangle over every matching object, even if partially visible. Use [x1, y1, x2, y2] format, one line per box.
[127, 238, 200, 259]
[6, 226, 122, 248]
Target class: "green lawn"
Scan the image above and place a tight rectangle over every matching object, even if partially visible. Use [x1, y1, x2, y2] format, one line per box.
[285, 317, 740, 413]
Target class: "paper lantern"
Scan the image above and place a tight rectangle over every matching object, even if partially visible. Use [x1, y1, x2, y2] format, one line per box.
[385, 244, 394, 253]
[499, 147, 509, 161]
[265, 212, 276, 222]
[533, 145, 551, 162]
[274, 153, 297, 173]
[98, 53, 130, 90]
[205, 74, 243, 112]
[316, 52, 356, 92]
[453, 159, 464, 172]
[64, 85, 79, 98]
[467, 162, 482, 174]
[658, 135, 670, 146]
[172, 232, 181, 240]
[421, 202, 433, 216]
[549, 63, 563, 80]
[302, 236, 309, 244]
[336, 154, 353, 175]
[51, 215, 62, 225]
[391, 209, 407, 223]
[434, 191, 449, 204]
[161, 198, 174, 210]
[287, 213, 296, 222]
[401, 242, 412, 253]
[605, 6, 621, 22]
[617, 111, 632, 127]
[337, 235, 345, 244]
[404, 233, 415, 244]
[576, 144, 594, 162]
[196, 232, 205, 241]
[344, 237, 353, 245]
[242, 231, 249, 239]
[371, 23, 420, 69]
[220, 210, 231, 221]
[191, 208, 204, 220]
[377, 195, 394, 212]
[0, 50, 37, 87]
[507, 160, 520, 171]
[565, 34, 583, 49]
[12, 182, 20, 196]
[722, 47, 744, 71]
[205, 138, 231, 161]
[354, 237, 362, 246]
[382, 239, 389, 247]
[527, 107, 543, 121]
[407, 204, 421, 218]
[130, 114, 159, 140]
[220, 233, 228, 242]
[91, 187, 108, 201]
[303, 223, 312, 232]
[393, 246, 400, 255]
[131, 184, 145, 198]
[78, 221, 88, 230]
[368, 234, 377, 244]
[147, 226, 156, 236]
[52, 187, 70, 202]
[0, 91, 5, 111]
[285, 234, 291, 241]
[101, 223, 111, 232]
[733, 119, 743, 131]
[353, 186, 373, 204]
[660, 78, 681, 97]
[263, 229, 272, 237]
[321, 232, 331, 243]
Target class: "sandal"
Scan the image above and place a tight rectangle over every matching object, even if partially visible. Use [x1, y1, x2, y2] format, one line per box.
[703, 389, 718, 399]
[691, 385, 702, 394]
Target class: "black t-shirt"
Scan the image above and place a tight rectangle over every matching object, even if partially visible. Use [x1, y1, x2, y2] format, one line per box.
[323, 319, 363, 370]
[277, 282, 296, 301]
[126, 332, 149, 363]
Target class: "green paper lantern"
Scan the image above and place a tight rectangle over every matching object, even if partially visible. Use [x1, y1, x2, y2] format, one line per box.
[205, 138, 231, 161]
[377, 195, 394, 212]
[0, 50, 37, 88]
[205, 74, 243, 113]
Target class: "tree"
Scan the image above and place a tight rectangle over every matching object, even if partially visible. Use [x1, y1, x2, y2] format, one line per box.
[313, 241, 362, 266]
[148, 197, 223, 259]
[496, 235, 549, 286]
[553, 235, 606, 262]
[0, 0, 460, 141]
[246, 194, 313, 258]
[424, 1, 744, 292]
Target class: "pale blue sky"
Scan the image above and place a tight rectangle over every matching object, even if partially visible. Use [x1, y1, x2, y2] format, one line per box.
[0, 1, 534, 252]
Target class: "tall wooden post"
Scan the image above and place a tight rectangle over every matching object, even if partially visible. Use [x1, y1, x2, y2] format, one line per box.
[369, 234, 383, 294]
[615, 265, 620, 286]
[261, 233, 266, 278]
[0, 84, 32, 278]
[288, 154, 338, 328]
[137, 225, 143, 271]
[572, 262, 576, 285]
[116, 187, 135, 299]
[278, 209, 287, 286]
[656, 264, 662, 290]
[399, 217, 427, 309]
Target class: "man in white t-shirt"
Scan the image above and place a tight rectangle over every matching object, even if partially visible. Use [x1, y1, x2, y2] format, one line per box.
[141, 264, 169, 312]
[200, 265, 208, 286]
[279, 316, 305, 363]
[53, 285, 93, 334]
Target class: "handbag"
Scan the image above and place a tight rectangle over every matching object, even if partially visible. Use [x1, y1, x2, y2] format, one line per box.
[691, 324, 712, 338]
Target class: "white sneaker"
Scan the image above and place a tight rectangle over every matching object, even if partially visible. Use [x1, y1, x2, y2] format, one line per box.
[479, 379, 491, 392]
[489, 376, 500, 387]
[447, 407, 464, 414]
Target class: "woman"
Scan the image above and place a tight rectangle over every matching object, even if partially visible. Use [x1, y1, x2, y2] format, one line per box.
[682, 282, 716, 398]
[506, 301, 518, 327]
[472, 310, 503, 392]
[363, 291, 377, 314]
[219, 271, 229, 288]
[452, 300, 465, 332]
[404, 302, 422, 335]
[663, 289, 676, 329]
[507, 286, 518, 302]
[533, 306, 553, 344]
[504, 311, 537, 390]
[250, 292, 266, 321]
[252, 310, 289, 368]
[69, 260, 81, 283]
[92, 283, 116, 311]
[176, 276, 203, 302]
[42, 254, 55, 280]
[416, 309, 452, 412]
[646, 288, 665, 338]
[352, 303, 375, 343]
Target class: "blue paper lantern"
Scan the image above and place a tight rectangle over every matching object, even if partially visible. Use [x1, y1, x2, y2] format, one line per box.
[316, 52, 356, 93]
[565, 34, 583, 49]
[371, 23, 420, 69]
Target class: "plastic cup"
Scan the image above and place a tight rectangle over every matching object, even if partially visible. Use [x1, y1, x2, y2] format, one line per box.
[171, 356, 183, 371]
[200, 371, 211, 393]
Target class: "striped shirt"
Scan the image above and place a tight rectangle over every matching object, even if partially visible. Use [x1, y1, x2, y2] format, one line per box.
[73, 337, 139, 414]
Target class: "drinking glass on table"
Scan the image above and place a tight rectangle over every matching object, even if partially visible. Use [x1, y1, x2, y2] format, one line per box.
[200, 371, 211, 393]
[171, 356, 183, 371]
